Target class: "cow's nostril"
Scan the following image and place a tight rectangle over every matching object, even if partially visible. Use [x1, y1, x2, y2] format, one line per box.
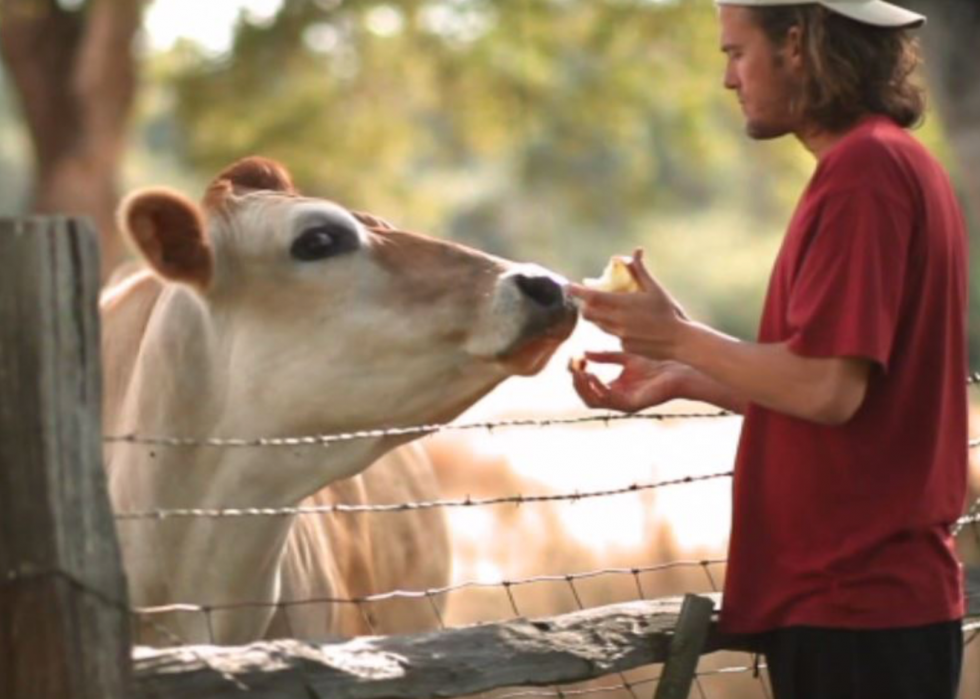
[515, 274, 563, 309]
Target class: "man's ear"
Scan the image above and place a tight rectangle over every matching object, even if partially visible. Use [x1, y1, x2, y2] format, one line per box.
[118, 188, 213, 291]
[784, 25, 804, 68]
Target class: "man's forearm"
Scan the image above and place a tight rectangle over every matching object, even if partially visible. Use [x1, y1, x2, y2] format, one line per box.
[677, 366, 749, 414]
[674, 321, 870, 425]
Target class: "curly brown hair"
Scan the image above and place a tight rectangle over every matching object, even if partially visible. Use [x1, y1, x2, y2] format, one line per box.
[749, 5, 926, 131]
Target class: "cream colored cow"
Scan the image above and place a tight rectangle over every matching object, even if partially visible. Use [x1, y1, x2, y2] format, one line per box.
[101, 157, 576, 645]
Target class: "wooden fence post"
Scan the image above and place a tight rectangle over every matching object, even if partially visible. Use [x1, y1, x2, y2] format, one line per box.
[0, 217, 131, 699]
[653, 594, 715, 699]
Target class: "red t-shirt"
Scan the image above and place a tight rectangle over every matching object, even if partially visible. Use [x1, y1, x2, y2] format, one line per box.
[720, 115, 969, 635]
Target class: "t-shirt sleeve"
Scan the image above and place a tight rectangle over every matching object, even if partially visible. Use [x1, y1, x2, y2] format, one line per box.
[785, 187, 913, 371]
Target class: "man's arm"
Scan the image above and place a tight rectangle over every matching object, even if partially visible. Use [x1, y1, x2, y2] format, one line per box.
[677, 323, 872, 425]
[569, 353, 749, 414]
[674, 363, 750, 414]
[569, 250, 873, 425]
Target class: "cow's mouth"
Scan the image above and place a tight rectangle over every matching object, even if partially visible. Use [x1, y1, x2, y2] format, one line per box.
[498, 308, 578, 376]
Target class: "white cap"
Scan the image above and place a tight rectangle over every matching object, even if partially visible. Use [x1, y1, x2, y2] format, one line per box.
[715, 0, 926, 28]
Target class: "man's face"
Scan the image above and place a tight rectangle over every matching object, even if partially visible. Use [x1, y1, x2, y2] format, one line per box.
[719, 6, 803, 140]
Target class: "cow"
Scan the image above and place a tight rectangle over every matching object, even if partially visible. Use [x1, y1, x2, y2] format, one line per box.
[101, 157, 577, 645]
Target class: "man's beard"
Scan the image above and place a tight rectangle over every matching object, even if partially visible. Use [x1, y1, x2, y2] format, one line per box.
[745, 65, 802, 141]
[745, 118, 795, 141]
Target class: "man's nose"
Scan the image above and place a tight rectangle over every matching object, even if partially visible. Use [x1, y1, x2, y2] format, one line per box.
[723, 66, 738, 90]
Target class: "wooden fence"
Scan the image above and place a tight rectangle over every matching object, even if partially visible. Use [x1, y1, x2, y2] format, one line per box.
[1, 217, 978, 699]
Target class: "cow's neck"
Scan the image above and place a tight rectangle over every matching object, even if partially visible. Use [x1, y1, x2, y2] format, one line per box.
[109, 286, 392, 644]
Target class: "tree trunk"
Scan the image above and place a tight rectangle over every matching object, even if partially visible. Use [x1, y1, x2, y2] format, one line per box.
[0, 0, 143, 281]
[905, 0, 980, 225]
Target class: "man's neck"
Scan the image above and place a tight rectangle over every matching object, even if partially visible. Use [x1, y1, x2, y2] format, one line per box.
[795, 114, 872, 159]
[797, 126, 848, 159]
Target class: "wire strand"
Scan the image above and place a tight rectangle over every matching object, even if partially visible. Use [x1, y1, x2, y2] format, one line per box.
[103, 410, 735, 449]
[114, 470, 733, 521]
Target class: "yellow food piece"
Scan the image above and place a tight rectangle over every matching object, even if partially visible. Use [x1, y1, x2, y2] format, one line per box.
[583, 255, 640, 293]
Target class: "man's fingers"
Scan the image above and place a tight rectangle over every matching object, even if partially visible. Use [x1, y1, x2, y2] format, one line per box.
[629, 248, 664, 295]
[570, 362, 630, 411]
[630, 248, 689, 320]
[566, 282, 595, 301]
[583, 351, 630, 365]
[571, 368, 605, 407]
[568, 283, 618, 310]
[576, 302, 623, 336]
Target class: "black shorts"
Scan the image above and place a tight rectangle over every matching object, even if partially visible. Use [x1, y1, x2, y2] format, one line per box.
[757, 621, 964, 699]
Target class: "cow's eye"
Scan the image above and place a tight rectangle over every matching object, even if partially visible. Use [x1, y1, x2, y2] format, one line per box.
[290, 225, 352, 261]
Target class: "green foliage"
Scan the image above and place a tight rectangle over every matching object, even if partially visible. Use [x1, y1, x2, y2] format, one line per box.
[140, 0, 954, 345]
[0, 64, 30, 215]
[1, 1, 972, 350]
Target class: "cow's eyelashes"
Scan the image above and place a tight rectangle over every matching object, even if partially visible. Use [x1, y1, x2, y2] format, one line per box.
[290, 225, 356, 262]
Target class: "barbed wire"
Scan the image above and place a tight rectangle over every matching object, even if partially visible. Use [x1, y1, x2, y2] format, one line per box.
[112, 485, 980, 543]
[114, 470, 734, 521]
[132, 560, 728, 617]
[119, 514, 976, 615]
[956, 511, 980, 534]
[954, 478, 980, 536]
[102, 373, 980, 451]
[111, 465, 980, 527]
[102, 409, 735, 449]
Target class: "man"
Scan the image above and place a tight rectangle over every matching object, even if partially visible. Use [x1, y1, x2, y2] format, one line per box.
[568, 2, 968, 697]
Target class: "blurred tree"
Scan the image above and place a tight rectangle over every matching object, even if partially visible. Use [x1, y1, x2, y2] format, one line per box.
[904, 0, 980, 362]
[0, 66, 30, 213]
[164, 0, 806, 282]
[0, 0, 143, 279]
[905, 0, 980, 222]
[4, 0, 974, 344]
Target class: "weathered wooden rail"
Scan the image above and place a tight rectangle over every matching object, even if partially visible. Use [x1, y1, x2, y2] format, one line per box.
[130, 581, 980, 699]
[1, 217, 978, 699]
[132, 595, 737, 699]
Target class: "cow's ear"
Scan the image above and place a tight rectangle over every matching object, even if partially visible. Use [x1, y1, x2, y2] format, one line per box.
[204, 156, 297, 210]
[119, 188, 213, 291]
[209, 156, 296, 196]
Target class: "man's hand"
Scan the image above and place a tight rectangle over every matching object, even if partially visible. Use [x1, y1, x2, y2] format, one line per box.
[569, 249, 689, 360]
[569, 352, 692, 413]
[567, 248, 870, 423]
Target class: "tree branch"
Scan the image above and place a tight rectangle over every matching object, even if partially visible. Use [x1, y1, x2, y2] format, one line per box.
[75, 0, 144, 164]
[0, 0, 83, 168]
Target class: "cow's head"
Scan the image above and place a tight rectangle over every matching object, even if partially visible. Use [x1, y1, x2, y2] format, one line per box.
[118, 157, 577, 439]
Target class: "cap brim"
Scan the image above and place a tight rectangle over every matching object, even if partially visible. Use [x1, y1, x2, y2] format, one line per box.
[824, 1, 926, 28]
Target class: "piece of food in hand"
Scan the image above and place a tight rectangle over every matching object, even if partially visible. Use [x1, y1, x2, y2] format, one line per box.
[582, 255, 640, 293]
[568, 356, 587, 373]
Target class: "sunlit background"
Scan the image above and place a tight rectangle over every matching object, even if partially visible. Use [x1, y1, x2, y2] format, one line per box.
[1, 1, 977, 697]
